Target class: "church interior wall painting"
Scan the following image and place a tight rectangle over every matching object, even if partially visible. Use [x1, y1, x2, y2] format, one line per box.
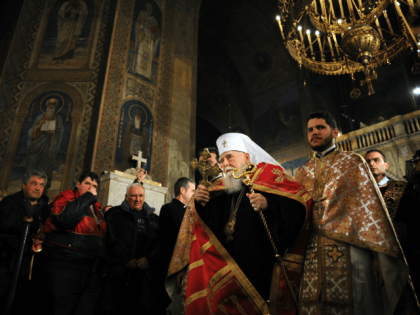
[254, 80, 303, 154]
[5, 85, 84, 200]
[114, 99, 154, 173]
[30, 0, 104, 70]
[281, 157, 307, 177]
[126, 0, 162, 87]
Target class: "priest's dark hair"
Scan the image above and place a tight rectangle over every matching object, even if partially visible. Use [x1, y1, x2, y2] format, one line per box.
[365, 149, 387, 162]
[198, 147, 219, 161]
[174, 177, 196, 197]
[22, 170, 48, 186]
[307, 112, 337, 130]
[78, 171, 101, 187]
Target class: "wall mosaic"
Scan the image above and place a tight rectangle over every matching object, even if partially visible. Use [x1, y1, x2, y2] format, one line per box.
[0, 0, 45, 168]
[126, 0, 162, 86]
[0, 0, 111, 193]
[9, 90, 75, 193]
[93, 0, 134, 175]
[124, 76, 155, 106]
[114, 100, 154, 173]
[3, 82, 84, 199]
[31, 0, 101, 70]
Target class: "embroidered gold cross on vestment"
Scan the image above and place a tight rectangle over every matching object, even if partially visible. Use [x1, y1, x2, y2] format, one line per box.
[314, 196, 327, 219]
[327, 246, 344, 263]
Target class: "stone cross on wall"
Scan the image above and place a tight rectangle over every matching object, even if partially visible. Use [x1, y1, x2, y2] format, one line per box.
[132, 150, 147, 170]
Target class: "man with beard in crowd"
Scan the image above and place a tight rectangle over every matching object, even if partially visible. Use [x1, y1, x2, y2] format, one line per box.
[165, 133, 312, 315]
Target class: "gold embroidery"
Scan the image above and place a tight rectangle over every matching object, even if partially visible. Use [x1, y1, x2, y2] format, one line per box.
[284, 253, 305, 264]
[306, 252, 316, 263]
[327, 246, 344, 263]
[185, 265, 231, 306]
[272, 168, 285, 183]
[201, 241, 213, 256]
[218, 294, 247, 315]
[189, 259, 204, 271]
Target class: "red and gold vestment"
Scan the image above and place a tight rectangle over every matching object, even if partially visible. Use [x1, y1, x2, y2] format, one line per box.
[167, 162, 313, 315]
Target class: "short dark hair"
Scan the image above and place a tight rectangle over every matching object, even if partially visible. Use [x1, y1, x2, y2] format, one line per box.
[198, 147, 219, 161]
[78, 171, 100, 187]
[365, 149, 387, 162]
[174, 177, 196, 197]
[307, 112, 337, 130]
[22, 170, 48, 185]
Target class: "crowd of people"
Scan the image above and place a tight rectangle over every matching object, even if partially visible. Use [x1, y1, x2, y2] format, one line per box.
[1, 111, 420, 315]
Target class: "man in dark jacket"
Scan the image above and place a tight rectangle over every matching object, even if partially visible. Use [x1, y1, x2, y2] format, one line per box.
[43, 171, 106, 315]
[365, 149, 420, 296]
[157, 177, 195, 313]
[105, 183, 160, 315]
[0, 170, 50, 313]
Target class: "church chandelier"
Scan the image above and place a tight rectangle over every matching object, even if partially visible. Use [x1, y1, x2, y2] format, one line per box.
[276, 0, 419, 96]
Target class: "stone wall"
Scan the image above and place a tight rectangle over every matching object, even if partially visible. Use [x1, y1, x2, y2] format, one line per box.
[0, 0, 201, 203]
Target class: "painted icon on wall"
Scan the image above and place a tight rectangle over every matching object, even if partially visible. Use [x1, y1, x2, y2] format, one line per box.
[38, 0, 95, 69]
[11, 91, 74, 191]
[115, 100, 154, 172]
[127, 0, 162, 86]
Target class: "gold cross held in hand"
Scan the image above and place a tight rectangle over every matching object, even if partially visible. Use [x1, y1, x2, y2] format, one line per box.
[190, 148, 222, 188]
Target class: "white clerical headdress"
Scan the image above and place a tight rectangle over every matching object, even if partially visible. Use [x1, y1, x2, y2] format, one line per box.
[216, 133, 280, 166]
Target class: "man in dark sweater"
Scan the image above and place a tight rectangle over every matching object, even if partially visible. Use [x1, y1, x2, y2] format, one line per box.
[105, 183, 160, 315]
[365, 149, 420, 296]
[157, 177, 195, 313]
[43, 171, 106, 315]
[0, 170, 50, 313]
[160, 177, 196, 273]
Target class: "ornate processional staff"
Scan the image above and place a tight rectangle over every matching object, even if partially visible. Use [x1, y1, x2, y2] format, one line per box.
[232, 163, 298, 308]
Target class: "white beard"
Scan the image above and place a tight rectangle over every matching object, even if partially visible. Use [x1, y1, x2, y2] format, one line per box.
[224, 167, 243, 194]
[45, 108, 55, 120]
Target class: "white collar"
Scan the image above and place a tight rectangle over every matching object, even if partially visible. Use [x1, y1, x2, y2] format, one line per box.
[377, 176, 390, 186]
[315, 144, 336, 159]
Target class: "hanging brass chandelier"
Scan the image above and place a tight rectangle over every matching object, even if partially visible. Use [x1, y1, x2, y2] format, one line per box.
[277, 0, 419, 95]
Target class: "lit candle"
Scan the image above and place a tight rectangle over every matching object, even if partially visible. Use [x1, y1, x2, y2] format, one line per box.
[298, 26, 305, 47]
[276, 15, 285, 40]
[306, 29, 314, 58]
[315, 30, 324, 61]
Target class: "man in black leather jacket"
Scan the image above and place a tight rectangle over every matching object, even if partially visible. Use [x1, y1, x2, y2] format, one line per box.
[0, 170, 50, 313]
[104, 183, 160, 315]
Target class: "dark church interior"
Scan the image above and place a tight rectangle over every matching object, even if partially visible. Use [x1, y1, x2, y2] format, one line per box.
[1, 0, 420, 314]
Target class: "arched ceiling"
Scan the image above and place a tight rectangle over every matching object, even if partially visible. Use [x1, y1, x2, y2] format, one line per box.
[198, 0, 298, 99]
